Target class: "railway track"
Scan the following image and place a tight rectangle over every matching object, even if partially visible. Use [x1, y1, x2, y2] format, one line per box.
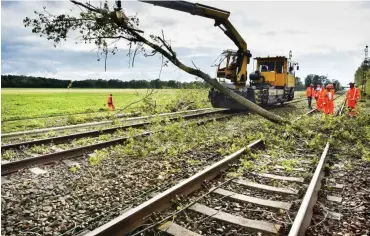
[0, 95, 347, 236]
[1, 108, 223, 140]
[1, 109, 233, 151]
[1, 110, 238, 175]
[1, 98, 309, 175]
[79, 98, 347, 236]
[1, 98, 308, 142]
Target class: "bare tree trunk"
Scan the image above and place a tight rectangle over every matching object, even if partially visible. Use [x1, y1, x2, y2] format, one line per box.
[130, 29, 289, 124]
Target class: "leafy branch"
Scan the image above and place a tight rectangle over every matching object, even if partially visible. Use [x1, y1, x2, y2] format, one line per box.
[23, 0, 288, 124]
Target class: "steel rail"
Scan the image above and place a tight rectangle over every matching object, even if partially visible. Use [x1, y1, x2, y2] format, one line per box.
[288, 97, 346, 236]
[1, 113, 237, 175]
[1, 97, 307, 150]
[288, 142, 330, 236]
[336, 96, 347, 116]
[1, 109, 233, 151]
[84, 139, 264, 236]
[2, 110, 141, 123]
[1, 96, 309, 141]
[1, 108, 220, 140]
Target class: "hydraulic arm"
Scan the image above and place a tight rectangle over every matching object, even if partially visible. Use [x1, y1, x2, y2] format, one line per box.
[139, 0, 252, 85]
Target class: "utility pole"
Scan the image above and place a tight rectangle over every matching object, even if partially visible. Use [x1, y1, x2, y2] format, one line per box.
[362, 45, 369, 96]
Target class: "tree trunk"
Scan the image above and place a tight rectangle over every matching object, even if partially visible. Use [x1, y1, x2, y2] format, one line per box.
[133, 32, 289, 124]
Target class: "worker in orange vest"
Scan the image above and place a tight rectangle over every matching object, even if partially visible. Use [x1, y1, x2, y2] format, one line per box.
[107, 94, 115, 110]
[346, 82, 361, 117]
[323, 84, 335, 115]
[306, 83, 315, 109]
[314, 84, 322, 111]
[318, 84, 326, 112]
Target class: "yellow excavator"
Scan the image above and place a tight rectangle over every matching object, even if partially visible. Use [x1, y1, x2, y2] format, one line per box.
[138, 0, 300, 109]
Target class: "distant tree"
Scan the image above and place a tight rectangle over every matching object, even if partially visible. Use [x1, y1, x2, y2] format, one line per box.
[354, 66, 370, 96]
[295, 76, 305, 91]
[1, 75, 211, 89]
[305, 74, 332, 87]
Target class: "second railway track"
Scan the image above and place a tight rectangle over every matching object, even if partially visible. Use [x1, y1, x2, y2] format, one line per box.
[1, 97, 312, 175]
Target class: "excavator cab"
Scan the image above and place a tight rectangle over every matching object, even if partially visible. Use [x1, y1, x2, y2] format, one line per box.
[216, 50, 240, 82]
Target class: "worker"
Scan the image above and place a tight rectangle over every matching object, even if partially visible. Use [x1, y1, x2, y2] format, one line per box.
[315, 84, 322, 111]
[229, 55, 237, 70]
[107, 94, 115, 110]
[323, 84, 335, 115]
[319, 84, 327, 113]
[306, 83, 315, 109]
[346, 82, 360, 117]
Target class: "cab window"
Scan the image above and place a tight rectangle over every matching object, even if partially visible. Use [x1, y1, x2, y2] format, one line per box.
[276, 60, 284, 73]
[259, 61, 275, 72]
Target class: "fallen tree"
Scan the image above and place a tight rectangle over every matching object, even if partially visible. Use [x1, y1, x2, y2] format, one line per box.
[23, 0, 288, 124]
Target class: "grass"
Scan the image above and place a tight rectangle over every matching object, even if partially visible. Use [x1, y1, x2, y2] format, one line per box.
[1, 88, 306, 133]
[1, 88, 210, 132]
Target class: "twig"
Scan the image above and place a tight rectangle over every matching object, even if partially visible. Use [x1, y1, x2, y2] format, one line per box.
[85, 36, 136, 41]
[270, 212, 291, 225]
[104, 47, 108, 72]
[112, 49, 166, 115]
[127, 41, 132, 67]
[308, 201, 328, 229]
[192, 61, 200, 70]
[70, 0, 102, 14]
[131, 45, 139, 67]
[22, 232, 42, 236]
[157, 30, 175, 57]
[86, 168, 94, 183]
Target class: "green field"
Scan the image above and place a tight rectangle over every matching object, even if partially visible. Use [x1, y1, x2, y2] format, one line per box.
[1, 88, 306, 133]
[1, 88, 210, 132]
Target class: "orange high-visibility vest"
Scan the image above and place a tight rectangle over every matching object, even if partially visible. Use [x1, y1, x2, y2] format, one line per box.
[328, 90, 334, 101]
[316, 88, 323, 110]
[314, 88, 320, 99]
[346, 88, 360, 108]
[319, 88, 326, 101]
[107, 95, 113, 104]
[306, 87, 315, 97]
[323, 90, 335, 114]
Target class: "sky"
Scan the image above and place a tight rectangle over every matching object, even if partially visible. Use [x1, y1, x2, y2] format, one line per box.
[1, 0, 370, 85]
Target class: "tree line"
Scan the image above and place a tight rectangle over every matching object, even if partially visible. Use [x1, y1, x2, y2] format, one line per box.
[1, 75, 211, 89]
[354, 65, 370, 96]
[303, 74, 343, 91]
[1, 74, 343, 91]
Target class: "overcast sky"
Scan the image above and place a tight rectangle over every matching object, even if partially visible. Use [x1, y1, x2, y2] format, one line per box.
[1, 0, 370, 85]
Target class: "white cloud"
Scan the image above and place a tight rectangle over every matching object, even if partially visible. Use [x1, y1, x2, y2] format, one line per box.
[1, 0, 370, 86]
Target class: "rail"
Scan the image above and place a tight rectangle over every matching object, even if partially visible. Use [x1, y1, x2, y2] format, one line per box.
[1, 109, 231, 151]
[1, 113, 236, 175]
[84, 139, 264, 236]
[1, 108, 221, 139]
[288, 97, 346, 235]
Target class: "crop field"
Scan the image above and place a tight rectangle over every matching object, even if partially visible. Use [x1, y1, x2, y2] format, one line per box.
[1, 88, 306, 133]
[1, 88, 211, 132]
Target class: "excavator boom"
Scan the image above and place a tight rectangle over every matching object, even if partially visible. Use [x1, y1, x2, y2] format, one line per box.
[137, 1, 298, 110]
[138, 0, 251, 84]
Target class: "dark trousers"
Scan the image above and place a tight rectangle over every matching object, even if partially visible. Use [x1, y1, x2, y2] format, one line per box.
[307, 97, 312, 108]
